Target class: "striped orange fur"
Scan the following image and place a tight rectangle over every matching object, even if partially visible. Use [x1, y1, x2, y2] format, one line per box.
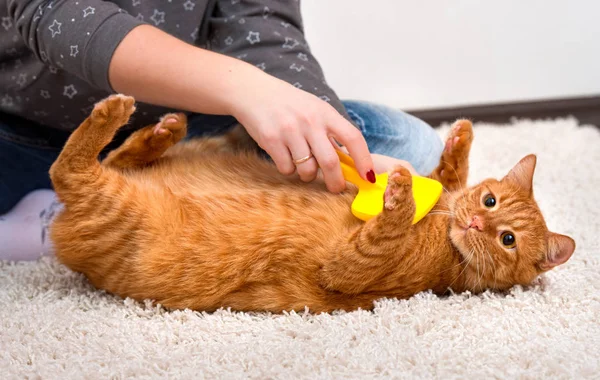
[49, 95, 575, 313]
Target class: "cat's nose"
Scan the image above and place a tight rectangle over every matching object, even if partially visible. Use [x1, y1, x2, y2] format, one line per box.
[468, 215, 484, 231]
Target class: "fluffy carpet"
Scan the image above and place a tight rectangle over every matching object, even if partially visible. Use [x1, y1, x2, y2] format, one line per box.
[1, 117, 599, 379]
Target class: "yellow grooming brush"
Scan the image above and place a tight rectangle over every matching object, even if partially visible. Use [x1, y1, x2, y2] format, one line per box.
[336, 150, 443, 224]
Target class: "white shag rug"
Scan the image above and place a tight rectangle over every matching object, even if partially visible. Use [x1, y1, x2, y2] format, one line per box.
[1, 117, 599, 379]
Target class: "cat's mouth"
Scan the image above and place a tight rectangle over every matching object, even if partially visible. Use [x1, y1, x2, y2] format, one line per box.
[454, 217, 475, 235]
[457, 222, 470, 232]
[449, 217, 484, 257]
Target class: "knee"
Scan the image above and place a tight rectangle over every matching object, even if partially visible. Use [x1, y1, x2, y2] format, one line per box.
[343, 100, 437, 141]
[343, 100, 443, 175]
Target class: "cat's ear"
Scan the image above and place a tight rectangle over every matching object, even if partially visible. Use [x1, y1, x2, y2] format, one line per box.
[504, 154, 536, 194]
[539, 233, 575, 271]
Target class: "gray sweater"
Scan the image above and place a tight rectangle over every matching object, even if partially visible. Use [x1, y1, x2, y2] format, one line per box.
[0, 0, 346, 130]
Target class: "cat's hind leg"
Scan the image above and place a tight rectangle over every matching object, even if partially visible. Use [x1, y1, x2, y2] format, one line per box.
[49, 94, 135, 204]
[429, 119, 473, 192]
[102, 113, 187, 170]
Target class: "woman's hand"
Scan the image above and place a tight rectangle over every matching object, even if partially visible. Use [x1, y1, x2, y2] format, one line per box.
[229, 72, 375, 193]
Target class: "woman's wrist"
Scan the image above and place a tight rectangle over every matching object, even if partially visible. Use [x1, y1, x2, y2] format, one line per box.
[222, 64, 286, 121]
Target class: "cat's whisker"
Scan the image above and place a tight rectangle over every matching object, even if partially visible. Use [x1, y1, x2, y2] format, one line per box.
[448, 248, 474, 290]
[486, 249, 498, 290]
[439, 248, 470, 275]
[441, 159, 475, 221]
[475, 249, 481, 292]
[431, 205, 452, 212]
[478, 242, 487, 291]
[426, 202, 455, 218]
[453, 192, 472, 224]
[426, 211, 454, 218]
[481, 247, 486, 290]
[441, 185, 466, 215]
[440, 160, 467, 194]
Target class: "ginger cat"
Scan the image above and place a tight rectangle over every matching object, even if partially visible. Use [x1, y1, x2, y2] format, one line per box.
[49, 95, 575, 313]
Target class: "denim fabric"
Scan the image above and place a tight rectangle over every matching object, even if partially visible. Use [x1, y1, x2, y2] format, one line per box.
[0, 101, 442, 214]
[343, 100, 443, 175]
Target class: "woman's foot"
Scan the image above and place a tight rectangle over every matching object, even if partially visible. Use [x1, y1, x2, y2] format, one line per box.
[0, 189, 59, 261]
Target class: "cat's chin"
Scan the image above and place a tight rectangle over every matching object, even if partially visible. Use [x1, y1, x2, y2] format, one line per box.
[448, 222, 476, 260]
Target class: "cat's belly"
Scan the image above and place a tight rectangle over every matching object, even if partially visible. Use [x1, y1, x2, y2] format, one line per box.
[54, 155, 365, 312]
[130, 153, 360, 233]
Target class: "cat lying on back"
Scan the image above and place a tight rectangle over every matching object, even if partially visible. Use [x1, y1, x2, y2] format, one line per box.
[49, 95, 575, 313]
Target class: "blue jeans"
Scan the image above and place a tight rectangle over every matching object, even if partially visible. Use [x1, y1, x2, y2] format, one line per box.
[0, 101, 443, 214]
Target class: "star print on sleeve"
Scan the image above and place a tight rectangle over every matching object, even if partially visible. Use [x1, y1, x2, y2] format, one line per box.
[16, 73, 27, 87]
[83, 6, 95, 17]
[69, 45, 79, 57]
[289, 63, 304, 72]
[282, 37, 299, 49]
[48, 19, 61, 38]
[63, 84, 77, 99]
[262, 7, 271, 19]
[2, 16, 13, 30]
[190, 27, 200, 41]
[246, 31, 260, 45]
[150, 10, 165, 25]
[183, 1, 196, 11]
[1, 95, 14, 107]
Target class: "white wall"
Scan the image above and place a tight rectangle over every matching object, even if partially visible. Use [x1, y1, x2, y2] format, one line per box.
[301, 0, 600, 110]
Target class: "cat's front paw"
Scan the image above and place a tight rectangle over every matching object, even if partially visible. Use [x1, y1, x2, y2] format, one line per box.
[437, 119, 473, 184]
[384, 166, 412, 211]
[149, 113, 188, 148]
[443, 119, 473, 159]
[91, 94, 136, 127]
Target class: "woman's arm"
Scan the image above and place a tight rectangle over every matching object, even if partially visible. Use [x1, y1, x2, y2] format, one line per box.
[109, 25, 375, 193]
[109, 25, 256, 117]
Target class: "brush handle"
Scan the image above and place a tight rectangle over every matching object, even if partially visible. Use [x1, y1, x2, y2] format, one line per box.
[335, 150, 373, 187]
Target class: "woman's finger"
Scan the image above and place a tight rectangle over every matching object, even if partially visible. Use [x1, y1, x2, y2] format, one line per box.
[266, 142, 296, 176]
[308, 130, 345, 193]
[327, 113, 375, 183]
[285, 132, 318, 182]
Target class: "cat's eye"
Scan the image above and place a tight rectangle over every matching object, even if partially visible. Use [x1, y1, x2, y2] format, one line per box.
[501, 231, 516, 248]
[483, 194, 496, 208]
